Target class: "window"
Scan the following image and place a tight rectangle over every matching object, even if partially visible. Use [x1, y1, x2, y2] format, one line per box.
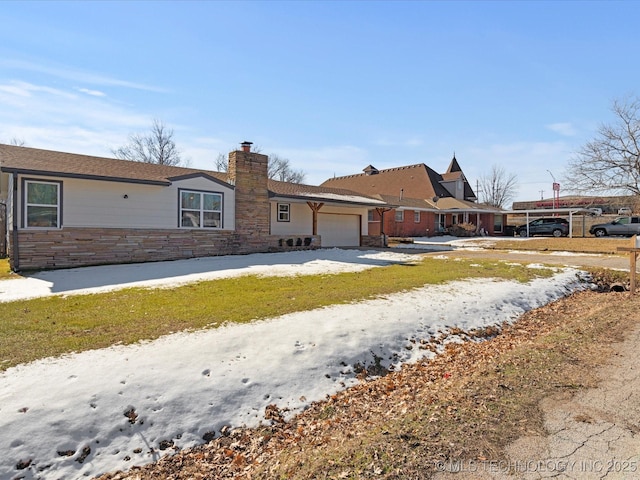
[494, 215, 503, 233]
[25, 180, 60, 228]
[277, 203, 290, 222]
[368, 210, 374, 222]
[180, 190, 222, 228]
[395, 210, 404, 222]
[414, 211, 420, 223]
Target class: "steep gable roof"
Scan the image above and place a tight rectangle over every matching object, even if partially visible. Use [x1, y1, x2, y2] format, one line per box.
[321, 163, 451, 200]
[322, 155, 478, 202]
[446, 154, 462, 174]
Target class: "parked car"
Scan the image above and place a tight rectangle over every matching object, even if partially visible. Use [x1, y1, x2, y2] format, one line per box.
[589, 216, 640, 237]
[515, 218, 569, 237]
[618, 207, 632, 215]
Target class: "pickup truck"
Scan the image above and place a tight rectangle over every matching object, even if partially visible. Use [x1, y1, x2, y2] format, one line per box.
[589, 216, 640, 237]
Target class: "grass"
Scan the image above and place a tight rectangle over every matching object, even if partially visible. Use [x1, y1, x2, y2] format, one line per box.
[0, 257, 551, 371]
[469, 236, 632, 255]
[0, 258, 13, 279]
[248, 286, 636, 479]
[115, 276, 635, 479]
[7, 242, 631, 479]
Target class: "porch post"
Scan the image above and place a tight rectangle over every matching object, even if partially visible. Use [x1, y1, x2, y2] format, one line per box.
[306, 202, 324, 235]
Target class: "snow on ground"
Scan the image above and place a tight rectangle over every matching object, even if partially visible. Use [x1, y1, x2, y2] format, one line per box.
[0, 248, 590, 480]
[0, 248, 419, 303]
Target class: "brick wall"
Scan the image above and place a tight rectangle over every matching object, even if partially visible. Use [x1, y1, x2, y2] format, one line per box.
[13, 228, 320, 271]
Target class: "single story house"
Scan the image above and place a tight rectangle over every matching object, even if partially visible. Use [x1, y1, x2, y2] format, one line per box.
[321, 156, 505, 237]
[0, 142, 389, 271]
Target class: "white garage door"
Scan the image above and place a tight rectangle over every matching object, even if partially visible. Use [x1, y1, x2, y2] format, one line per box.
[318, 213, 361, 247]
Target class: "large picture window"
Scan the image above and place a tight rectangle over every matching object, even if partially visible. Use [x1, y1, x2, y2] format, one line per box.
[180, 190, 222, 228]
[25, 180, 60, 228]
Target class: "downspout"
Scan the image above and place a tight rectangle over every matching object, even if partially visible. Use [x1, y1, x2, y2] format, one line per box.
[11, 174, 19, 272]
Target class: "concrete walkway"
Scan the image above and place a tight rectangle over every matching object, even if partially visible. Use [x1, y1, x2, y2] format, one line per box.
[434, 323, 640, 480]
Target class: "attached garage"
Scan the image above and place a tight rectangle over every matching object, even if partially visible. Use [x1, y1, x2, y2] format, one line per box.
[318, 213, 361, 247]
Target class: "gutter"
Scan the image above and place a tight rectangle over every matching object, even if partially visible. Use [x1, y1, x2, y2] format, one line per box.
[0, 167, 171, 187]
[11, 174, 19, 272]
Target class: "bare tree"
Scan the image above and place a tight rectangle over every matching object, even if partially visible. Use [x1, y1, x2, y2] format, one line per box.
[566, 95, 640, 195]
[214, 152, 227, 172]
[215, 151, 306, 184]
[268, 154, 306, 183]
[478, 165, 518, 208]
[112, 119, 183, 166]
[9, 137, 26, 146]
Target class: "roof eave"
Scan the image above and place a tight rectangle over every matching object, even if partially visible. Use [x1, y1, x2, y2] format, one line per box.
[269, 192, 391, 208]
[0, 167, 171, 186]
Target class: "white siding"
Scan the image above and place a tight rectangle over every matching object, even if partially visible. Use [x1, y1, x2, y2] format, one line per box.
[270, 202, 312, 235]
[269, 200, 368, 246]
[17, 174, 235, 230]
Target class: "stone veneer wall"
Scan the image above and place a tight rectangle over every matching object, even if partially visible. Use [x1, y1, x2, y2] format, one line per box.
[228, 149, 270, 239]
[13, 228, 320, 271]
[360, 235, 385, 248]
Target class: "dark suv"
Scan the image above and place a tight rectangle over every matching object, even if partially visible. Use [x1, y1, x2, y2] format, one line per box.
[589, 216, 640, 237]
[515, 218, 569, 237]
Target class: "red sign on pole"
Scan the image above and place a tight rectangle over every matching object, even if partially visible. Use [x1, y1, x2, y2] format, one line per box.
[553, 182, 560, 191]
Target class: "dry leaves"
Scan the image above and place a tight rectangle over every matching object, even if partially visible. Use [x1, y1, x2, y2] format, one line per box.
[96, 288, 638, 480]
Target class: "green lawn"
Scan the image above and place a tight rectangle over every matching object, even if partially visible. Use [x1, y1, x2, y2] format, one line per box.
[0, 257, 551, 371]
[0, 258, 12, 279]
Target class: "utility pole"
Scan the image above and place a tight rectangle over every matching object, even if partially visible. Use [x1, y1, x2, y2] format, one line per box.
[547, 170, 560, 210]
[539, 190, 544, 200]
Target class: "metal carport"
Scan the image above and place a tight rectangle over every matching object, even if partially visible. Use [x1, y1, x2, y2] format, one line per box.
[501, 207, 592, 238]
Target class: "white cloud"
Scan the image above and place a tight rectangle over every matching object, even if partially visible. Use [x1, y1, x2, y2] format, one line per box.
[0, 80, 76, 100]
[185, 143, 372, 184]
[77, 87, 107, 97]
[546, 122, 577, 136]
[0, 58, 167, 93]
[0, 79, 150, 154]
[268, 145, 370, 184]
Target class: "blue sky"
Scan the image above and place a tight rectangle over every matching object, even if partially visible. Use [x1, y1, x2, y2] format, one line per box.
[1, 1, 638, 205]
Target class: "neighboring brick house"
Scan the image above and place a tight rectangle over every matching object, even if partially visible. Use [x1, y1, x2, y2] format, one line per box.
[321, 156, 505, 237]
[0, 142, 388, 271]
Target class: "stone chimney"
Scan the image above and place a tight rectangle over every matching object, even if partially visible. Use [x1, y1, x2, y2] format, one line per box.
[228, 141, 270, 239]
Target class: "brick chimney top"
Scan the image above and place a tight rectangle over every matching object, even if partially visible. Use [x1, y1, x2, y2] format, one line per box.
[240, 141, 253, 152]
